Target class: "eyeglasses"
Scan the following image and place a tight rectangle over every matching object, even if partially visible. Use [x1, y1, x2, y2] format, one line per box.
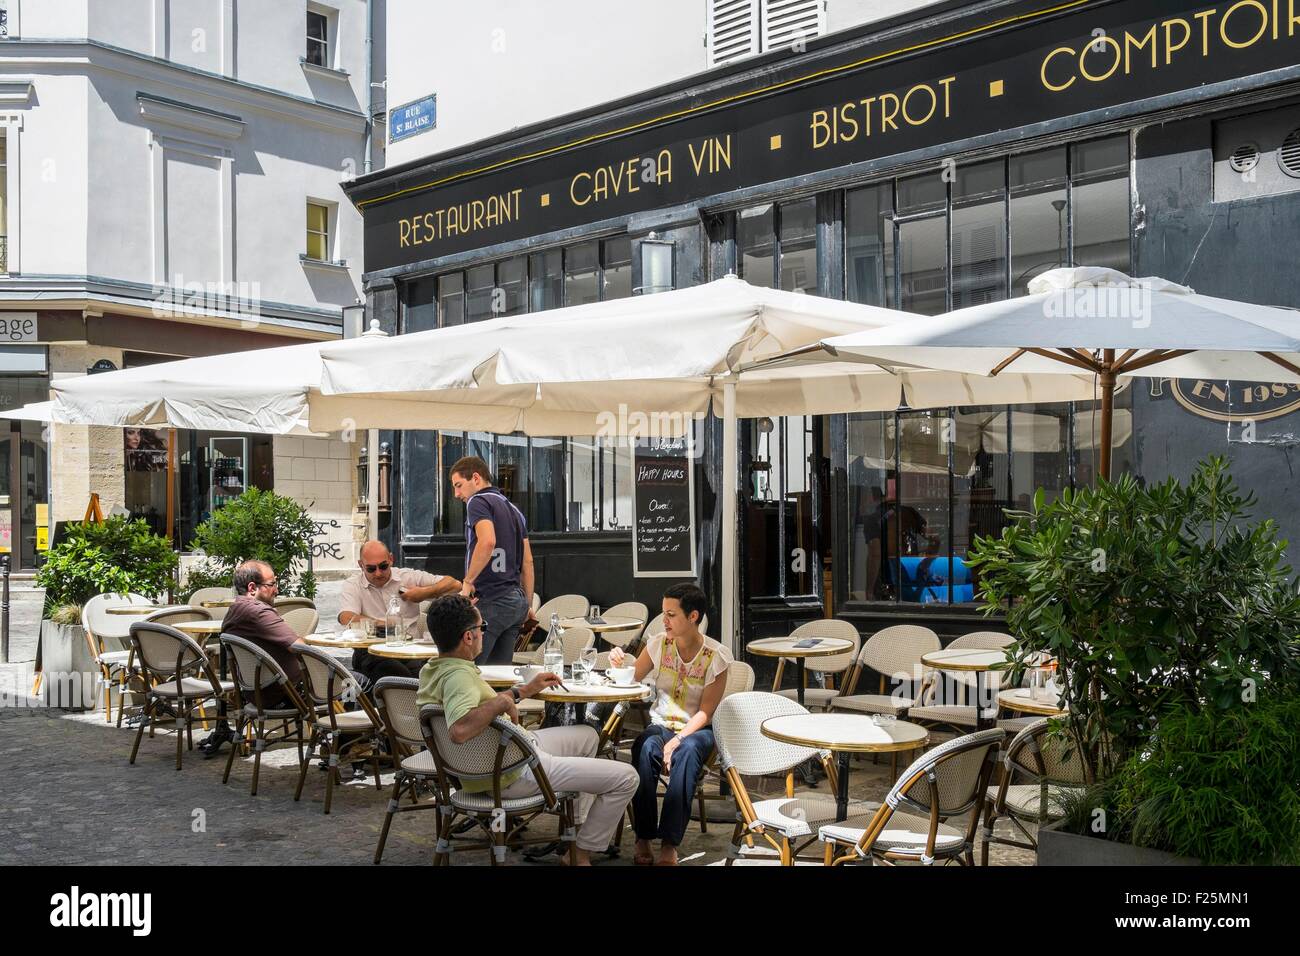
[363, 561, 391, 573]
[257, 578, 278, 589]
[470, 621, 487, 632]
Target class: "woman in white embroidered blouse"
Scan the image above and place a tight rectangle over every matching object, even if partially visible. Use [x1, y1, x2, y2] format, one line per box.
[608, 582, 732, 866]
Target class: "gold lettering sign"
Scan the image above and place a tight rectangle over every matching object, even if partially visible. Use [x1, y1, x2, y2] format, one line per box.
[568, 137, 728, 210]
[809, 78, 955, 149]
[1173, 379, 1300, 422]
[1040, 1, 1300, 93]
[397, 188, 524, 248]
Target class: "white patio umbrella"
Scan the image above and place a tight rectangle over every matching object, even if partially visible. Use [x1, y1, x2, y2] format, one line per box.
[0, 401, 53, 423]
[767, 268, 1300, 478]
[52, 340, 329, 435]
[318, 275, 1100, 649]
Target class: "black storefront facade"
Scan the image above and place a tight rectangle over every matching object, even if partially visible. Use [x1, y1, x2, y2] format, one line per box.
[346, 0, 1300, 654]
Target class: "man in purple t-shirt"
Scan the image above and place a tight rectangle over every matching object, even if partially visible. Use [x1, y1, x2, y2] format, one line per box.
[449, 455, 535, 666]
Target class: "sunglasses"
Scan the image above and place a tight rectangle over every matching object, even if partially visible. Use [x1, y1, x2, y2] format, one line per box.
[363, 561, 391, 573]
[470, 621, 487, 632]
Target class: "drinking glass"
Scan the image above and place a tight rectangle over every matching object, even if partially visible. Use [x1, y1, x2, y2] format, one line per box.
[576, 646, 598, 685]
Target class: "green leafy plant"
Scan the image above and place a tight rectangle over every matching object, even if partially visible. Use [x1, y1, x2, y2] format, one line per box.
[969, 456, 1300, 784]
[36, 516, 178, 614]
[188, 488, 317, 598]
[1111, 698, 1300, 864]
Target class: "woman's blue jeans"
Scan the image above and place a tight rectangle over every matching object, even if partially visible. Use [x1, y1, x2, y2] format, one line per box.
[630, 725, 715, 847]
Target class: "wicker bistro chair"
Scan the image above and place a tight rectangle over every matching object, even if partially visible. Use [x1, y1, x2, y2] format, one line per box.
[820, 728, 1005, 866]
[126, 622, 235, 771]
[980, 718, 1087, 864]
[829, 625, 941, 718]
[82, 592, 155, 725]
[642, 612, 709, 643]
[602, 601, 650, 650]
[292, 644, 386, 814]
[281, 607, 320, 640]
[218, 634, 313, 797]
[418, 705, 580, 866]
[372, 678, 442, 864]
[713, 692, 874, 865]
[188, 587, 235, 621]
[773, 619, 861, 711]
[274, 596, 317, 614]
[515, 594, 591, 655]
[905, 632, 1015, 734]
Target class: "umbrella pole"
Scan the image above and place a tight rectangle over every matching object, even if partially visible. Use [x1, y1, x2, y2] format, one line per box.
[1099, 353, 1115, 482]
[721, 382, 738, 653]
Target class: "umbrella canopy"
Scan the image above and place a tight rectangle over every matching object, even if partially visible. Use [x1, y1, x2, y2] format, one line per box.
[316, 275, 1100, 433]
[0, 401, 53, 423]
[776, 267, 1300, 477]
[52, 340, 329, 435]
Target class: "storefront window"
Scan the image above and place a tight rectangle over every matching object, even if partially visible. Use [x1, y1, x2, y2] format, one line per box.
[738, 203, 775, 287]
[952, 159, 1008, 308]
[565, 241, 600, 306]
[1010, 145, 1068, 297]
[397, 236, 636, 539]
[1072, 135, 1131, 272]
[845, 183, 892, 307]
[778, 198, 816, 293]
[0, 363, 50, 568]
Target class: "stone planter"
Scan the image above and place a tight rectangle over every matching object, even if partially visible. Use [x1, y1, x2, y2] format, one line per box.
[39, 620, 97, 711]
[1037, 819, 1200, 866]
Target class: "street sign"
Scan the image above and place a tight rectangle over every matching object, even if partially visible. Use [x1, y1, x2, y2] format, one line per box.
[389, 95, 436, 144]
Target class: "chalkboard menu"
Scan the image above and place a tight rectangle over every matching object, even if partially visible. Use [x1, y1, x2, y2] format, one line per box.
[632, 437, 695, 578]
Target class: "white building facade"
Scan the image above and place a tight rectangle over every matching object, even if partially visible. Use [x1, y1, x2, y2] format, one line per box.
[0, 0, 387, 574]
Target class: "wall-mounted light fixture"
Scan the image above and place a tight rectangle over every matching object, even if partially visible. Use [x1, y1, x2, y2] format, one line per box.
[635, 232, 675, 295]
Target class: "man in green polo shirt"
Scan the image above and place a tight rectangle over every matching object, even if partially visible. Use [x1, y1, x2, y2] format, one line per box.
[417, 595, 639, 865]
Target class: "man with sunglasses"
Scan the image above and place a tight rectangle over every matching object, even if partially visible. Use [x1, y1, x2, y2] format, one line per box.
[340, 540, 461, 683]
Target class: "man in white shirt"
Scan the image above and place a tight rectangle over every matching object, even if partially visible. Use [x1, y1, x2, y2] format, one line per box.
[339, 540, 460, 682]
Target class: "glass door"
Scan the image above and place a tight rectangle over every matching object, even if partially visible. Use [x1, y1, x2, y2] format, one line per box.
[891, 212, 948, 315]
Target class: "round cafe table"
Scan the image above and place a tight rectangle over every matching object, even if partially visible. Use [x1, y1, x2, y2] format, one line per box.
[477, 665, 522, 689]
[172, 621, 224, 637]
[365, 641, 440, 661]
[534, 680, 651, 725]
[303, 631, 385, 650]
[997, 687, 1066, 717]
[171, 620, 234, 751]
[106, 605, 178, 616]
[746, 636, 854, 707]
[559, 616, 645, 645]
[921, 649, 1011, 731]
[761, 713, 929, 822]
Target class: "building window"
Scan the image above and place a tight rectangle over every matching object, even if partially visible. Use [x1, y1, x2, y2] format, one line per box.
[737, 198, 823, 599]
[306, 10, 330, 67]
[707, 0, 826, 67]
[396, 237, 636, 540]
[305, 201, 330, 261]
[842, 134, 1133, 605]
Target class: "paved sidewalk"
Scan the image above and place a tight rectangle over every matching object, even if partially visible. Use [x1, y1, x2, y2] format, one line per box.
[0, 679, 1036, 867]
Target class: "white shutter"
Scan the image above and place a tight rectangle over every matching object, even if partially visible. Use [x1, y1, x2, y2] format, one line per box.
[708, 0, 760, 67]
[761, 0, 825, 53]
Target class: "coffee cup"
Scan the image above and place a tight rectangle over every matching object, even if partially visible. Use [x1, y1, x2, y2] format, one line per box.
[607, 665, 636, 685]
[514, 664, 542, 683]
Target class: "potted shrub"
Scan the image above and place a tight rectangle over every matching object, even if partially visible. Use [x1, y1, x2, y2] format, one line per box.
[34, 516, 178, 709]
[186, 488, 317, 598]
[970, 456, 1300, 864]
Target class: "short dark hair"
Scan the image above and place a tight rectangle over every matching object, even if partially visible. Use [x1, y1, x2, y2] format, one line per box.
[450, 455, 493, 485]
[232, 560, 269, 594]
[426, 594, 481, 653]
[663, 582, 707, 627]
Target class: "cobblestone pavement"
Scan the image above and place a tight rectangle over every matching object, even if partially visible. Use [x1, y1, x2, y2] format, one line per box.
[0, 671, 1037, 867]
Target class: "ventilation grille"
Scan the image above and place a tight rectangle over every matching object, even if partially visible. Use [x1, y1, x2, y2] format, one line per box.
[1228, 143, 1260, 174]
[762, 0, 826, 53]
[1280, 128, 1300, 179]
